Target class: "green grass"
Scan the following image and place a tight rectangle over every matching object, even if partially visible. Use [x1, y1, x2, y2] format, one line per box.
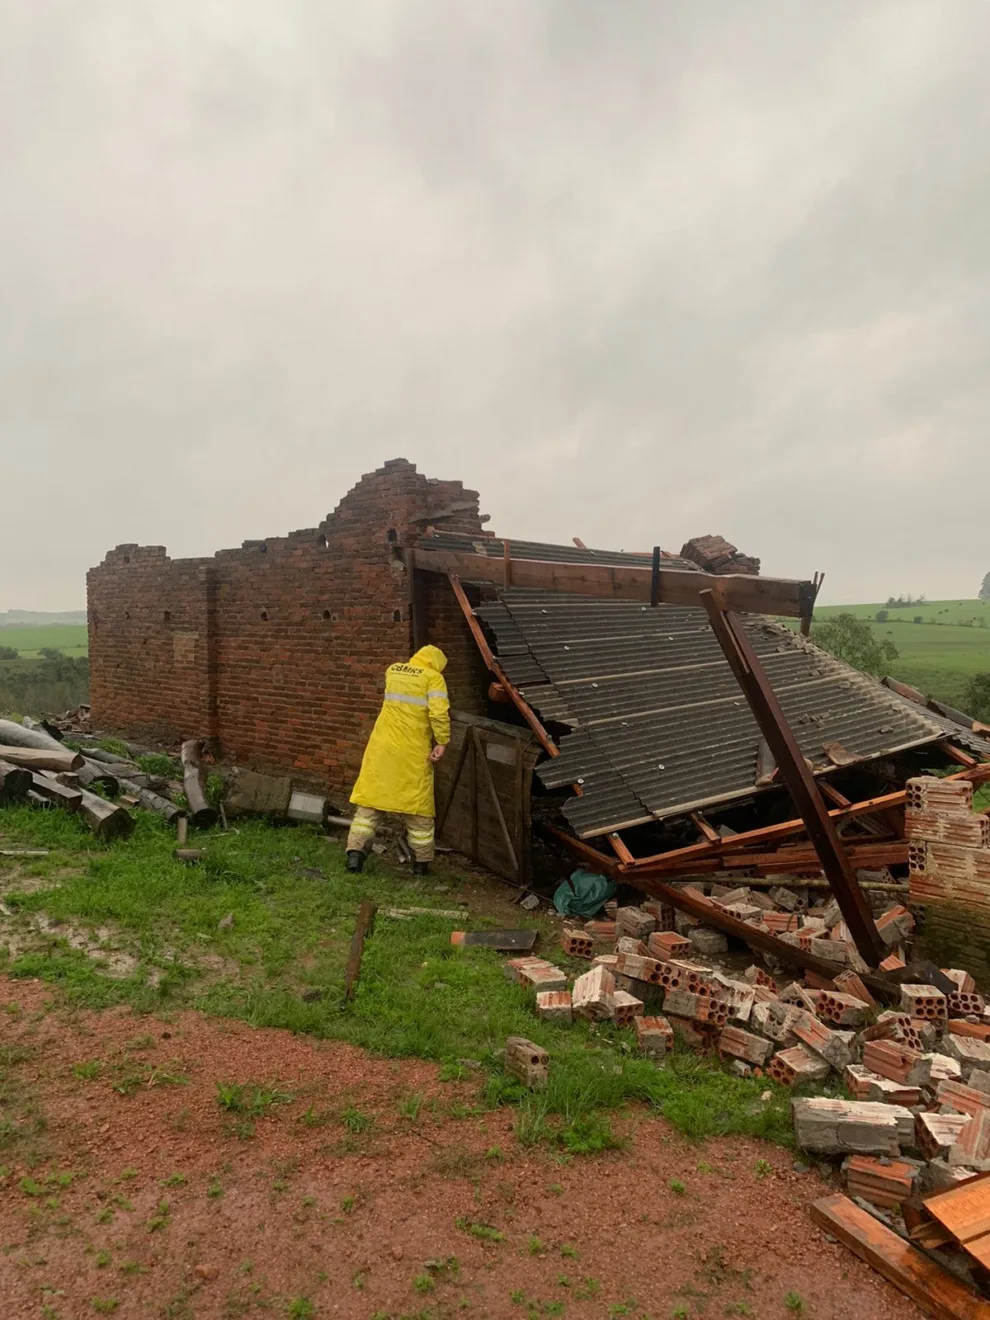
[0, 805, 795, 1150]
[809, 599, 990, 708]
[0, 623, 88, 658]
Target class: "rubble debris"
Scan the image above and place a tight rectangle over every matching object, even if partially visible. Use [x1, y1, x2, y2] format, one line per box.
[718, 1025, 773, 1066]
[688, 926, 729, 956]
[863, 1039, 933, 1087]
[844, 1155, 919, 1210]
[615, 906, 657, 939]
[815, 989, 872, 1027]
[504, 958, 567, 992]
[900, 983, 949, 1021]
[504, 1036, 549, 1090]
[635, 1015, 673, 1059]
[560, 927, 595, 959]
[793, 1098, 912, 1156]
[768, 1045, 830, 1086]
[679, 534, 760, 576]
[535, 990, 572, 1023]
[572, 964, 616, 1021]
[648, 930, 691, 959]
[609, 990, 644, 1027]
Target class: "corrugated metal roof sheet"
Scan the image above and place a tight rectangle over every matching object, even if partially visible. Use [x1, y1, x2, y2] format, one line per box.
[474, 590, 948, 839]
[420, 530, 701, 574]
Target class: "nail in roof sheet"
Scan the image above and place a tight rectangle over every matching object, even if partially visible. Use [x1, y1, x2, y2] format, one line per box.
[474, 589, 948, 839]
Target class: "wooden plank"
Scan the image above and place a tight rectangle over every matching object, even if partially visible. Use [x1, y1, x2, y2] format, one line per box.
[700, 591, 883, 965]
[447, 575, 558, 756]
[925, 1179, 990, 1250]
[810, 1193, 990, 1320]
[342, 899, 377, 1003]
[690, 812, 720, 845]
[416, 545, 816, 618]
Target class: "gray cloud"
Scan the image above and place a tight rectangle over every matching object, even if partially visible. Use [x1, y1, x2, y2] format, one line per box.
[1, 0, 988, 608]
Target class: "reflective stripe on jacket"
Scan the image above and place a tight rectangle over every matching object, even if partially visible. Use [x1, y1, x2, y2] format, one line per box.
[349, 644, 450, 817]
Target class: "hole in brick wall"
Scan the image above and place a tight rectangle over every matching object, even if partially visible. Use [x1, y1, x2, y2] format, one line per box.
[125, 610, 131, 620]
[123, 555, 130, 564]
[259, 543, 267, 553]
[322, 610, 331, 621]
[260, 609, 269, 621]
[386, 528, 397, 543]
[393, 609, 402, 623]
[163, 610, 171, 622]
[330, 612, 339, 622]
[317, 534, 328, 548]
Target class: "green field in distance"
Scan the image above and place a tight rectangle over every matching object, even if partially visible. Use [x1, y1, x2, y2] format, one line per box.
[0, 623, 89, 659]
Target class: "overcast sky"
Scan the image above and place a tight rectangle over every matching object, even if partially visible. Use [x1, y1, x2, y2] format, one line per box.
[2, 1, 988, 611]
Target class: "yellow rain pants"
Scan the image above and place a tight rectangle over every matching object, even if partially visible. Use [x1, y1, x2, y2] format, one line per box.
[349, 645, 451, 818]
[346, 807, 436, 863]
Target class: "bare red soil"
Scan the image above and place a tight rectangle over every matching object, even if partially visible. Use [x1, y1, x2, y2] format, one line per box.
[0, 975, 919, 1320]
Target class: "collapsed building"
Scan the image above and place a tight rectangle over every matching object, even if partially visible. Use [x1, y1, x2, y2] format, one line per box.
[87, 459, 990, 972]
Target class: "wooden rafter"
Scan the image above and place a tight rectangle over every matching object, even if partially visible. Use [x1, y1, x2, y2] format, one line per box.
[699, 590, 882, 964]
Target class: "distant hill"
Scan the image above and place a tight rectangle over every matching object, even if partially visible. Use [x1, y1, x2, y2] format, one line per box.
[0, 610, 87, 627]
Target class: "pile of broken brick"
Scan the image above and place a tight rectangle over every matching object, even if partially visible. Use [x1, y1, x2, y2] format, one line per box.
[502, 879, 990, 1220]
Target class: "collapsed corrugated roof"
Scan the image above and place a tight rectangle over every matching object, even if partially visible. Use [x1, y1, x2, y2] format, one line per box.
[474, 589, 948, 839]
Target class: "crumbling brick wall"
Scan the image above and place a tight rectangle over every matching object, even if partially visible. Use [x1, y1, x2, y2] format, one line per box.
[87, 459, 488, 799]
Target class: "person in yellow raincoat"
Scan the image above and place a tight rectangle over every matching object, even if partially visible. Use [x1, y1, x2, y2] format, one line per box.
[345, 644, 450, 875]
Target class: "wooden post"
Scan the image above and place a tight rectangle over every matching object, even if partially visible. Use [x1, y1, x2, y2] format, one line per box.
[343, 899, 377, 1003]
[699, 589, 884, 966]
[650, 546, 661, 608]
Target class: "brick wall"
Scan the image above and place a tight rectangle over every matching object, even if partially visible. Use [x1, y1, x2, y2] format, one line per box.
[87, 459, 489, 798]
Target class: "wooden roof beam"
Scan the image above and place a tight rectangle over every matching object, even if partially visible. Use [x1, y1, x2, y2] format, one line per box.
[413, 545, 817, 618]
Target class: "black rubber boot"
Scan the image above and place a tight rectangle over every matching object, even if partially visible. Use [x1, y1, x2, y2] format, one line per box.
[412, 860, 431, 877]
[346, 850, 366, 873]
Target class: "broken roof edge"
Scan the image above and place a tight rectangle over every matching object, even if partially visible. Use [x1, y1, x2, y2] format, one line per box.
[416, 533, 817, 619]
[560, 729, 951, 841]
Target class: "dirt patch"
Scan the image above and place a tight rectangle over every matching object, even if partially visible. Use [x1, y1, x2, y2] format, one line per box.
[0, 975, 919, 1320]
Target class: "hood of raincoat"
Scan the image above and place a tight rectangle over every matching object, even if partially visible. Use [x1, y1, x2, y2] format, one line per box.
[409, 645, 448, 673]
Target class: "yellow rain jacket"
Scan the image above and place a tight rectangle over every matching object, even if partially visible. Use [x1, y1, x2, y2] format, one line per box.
[350, 645, 451, 818]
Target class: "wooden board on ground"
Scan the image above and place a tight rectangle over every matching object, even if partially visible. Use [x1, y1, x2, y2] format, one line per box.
[925, 1174, 990, 1271]
[810, 1193, 990, 1320]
